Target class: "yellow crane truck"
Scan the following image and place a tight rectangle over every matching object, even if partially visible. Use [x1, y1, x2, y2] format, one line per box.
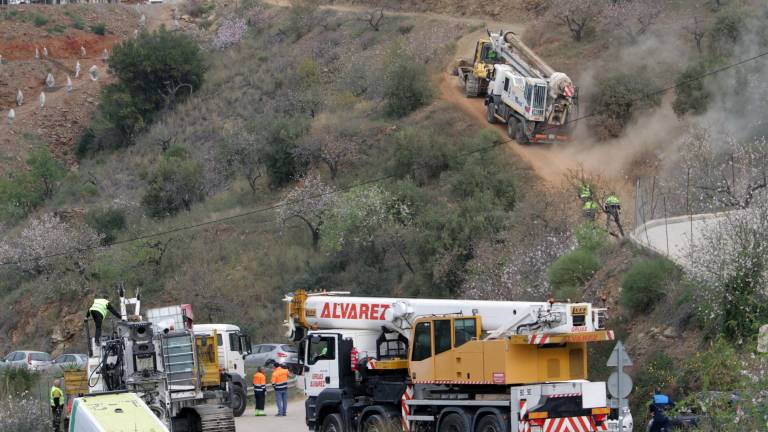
[285, 290, 614, 432]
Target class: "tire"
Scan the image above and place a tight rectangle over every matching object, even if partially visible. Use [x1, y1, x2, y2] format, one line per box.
[231, 384, 246, 417]
[475, 415, 503, 432]
[485, 103, 496, 124]
[439, 413, 467, 432]
[516, 119, 534, 145]
[506, 116, 519, 139]
[362, 414, 395, 432]
[321, 413, 344, 432]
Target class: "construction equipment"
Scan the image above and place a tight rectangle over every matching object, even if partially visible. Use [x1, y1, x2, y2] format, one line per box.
[285, 290, 615, 432]
[84, 291, 236, 432]
[458, 30, 578, 144]
[68, 392, 169, 432]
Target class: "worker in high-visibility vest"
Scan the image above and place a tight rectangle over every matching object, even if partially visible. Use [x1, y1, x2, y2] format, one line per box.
[582, 200, 597, 220]
[50, 379, 64, 432]
[253, 367, 267, 416]
[579, 182, 592, 203]
[271, 364, 289, 416]
[603, 193, 621, 228]
[86, 298, 121, 346]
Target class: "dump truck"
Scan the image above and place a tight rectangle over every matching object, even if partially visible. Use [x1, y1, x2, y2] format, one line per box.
[285, 290, 615, 432]
[457, 30, 578, 144]
[85, 292, 236, 432]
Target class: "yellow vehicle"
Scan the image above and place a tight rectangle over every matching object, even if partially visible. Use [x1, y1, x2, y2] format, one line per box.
[455, 38, 503, 97]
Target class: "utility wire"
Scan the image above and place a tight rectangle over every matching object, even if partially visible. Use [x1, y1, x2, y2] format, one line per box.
[3, 47, 767, 266]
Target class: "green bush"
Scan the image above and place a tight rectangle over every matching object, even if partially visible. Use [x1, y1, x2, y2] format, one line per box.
[588, 72, 661, 140]
[261, 118, 309, 188]
[382, 39, 433, 118]
[33, 14, 48, 27]
[547, 248, 600, 295]
[90, 22, 107, 35]
[708, 10, 743, 57]
[286, 0, 319, 40]
[142, 146, 205, 218]
[620, 257, 676, 315]
[96, 28, 205, 147]
[386, 127, 458, 184]
[672, 58, 723, 117]
[0, 367, 39, 396]
[574, 222, 609, 252]
[0, 146, 66, 222]
[71, 19, 85, 30]
[86, 208, 127, 244]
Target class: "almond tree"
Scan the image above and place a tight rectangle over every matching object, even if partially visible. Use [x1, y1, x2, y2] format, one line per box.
[544, 0, 605, 42]
[0, 213, 103, 276]
[602, 0, 663, 43]
[295, 116, 362, 180]
[278, 173, 336, 249]
[213, 17, 248, 50]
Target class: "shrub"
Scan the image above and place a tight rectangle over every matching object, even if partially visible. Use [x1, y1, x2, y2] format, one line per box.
[0, 367, 39, 396]
[382, 39, 433, 118]
[33, 14, 48, 27]
[261, 118, 309, 188]
[90, 22, 107, 35]
[588, 71, 661, 139]
[547, 248, 600, 295]
[620, 257, 676, 315]
[386, 127, 458, 184]
[213, 17, 247, 50]
[85, 208, 127, 244]
[672, 58, 720, 117]
[574, 222, 609, 252]
[287, 0, 319, 40]
[708, 9, 743, 57]
[72, 19, 85, 30]
[0, 146, 65, 222]
[142, 147, 205, 218]
[0, 396, 48, 432]
[97, 28, 205, 147]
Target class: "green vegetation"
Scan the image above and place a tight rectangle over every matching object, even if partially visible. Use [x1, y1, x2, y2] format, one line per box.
[90, 22, 107, 35]
[32, 14, 48, 27]
[142, 146, 205, 218]
[588, 71, 661, 140]
[672, 59, 718, 117]
[93, 28, 205, 148]
[261, 118, 309, 188]
[0, 146, 66, 222]
[383, 39, 433, 118]
[547, 249, 600, 298]
[620, 256, 677, 315]
[0, 367, 39, 396]
[85, 208, 127, 244]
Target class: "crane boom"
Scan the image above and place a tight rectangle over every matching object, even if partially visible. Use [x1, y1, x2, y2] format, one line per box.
[284, 291, 606, 340]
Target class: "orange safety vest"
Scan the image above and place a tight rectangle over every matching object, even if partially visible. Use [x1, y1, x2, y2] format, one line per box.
[271, 367, 289, 391]
[253, 372, 266, 392]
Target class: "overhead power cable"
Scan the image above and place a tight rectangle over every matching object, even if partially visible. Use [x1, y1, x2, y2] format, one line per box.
[3, 47, 767, 266]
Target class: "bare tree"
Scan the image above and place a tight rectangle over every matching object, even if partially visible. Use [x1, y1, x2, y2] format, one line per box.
[683, 15, 707, 55]
[544, 0, 606, 42]
[278, 173, 336, 249]
[294, 116, 362, 180]
[602, 0, 662, 43]
[216, 129, 263, 193]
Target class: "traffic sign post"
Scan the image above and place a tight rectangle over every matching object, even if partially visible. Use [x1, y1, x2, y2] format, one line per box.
[606, 341, 633, 431]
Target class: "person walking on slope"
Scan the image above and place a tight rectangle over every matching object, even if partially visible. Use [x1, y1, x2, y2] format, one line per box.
[86, 298, 121, 347]
[253, 366, 267, 416]
[579, 182, 593, 203]
[603, 193, 621, 228]
[50, 379, 64, 432]
[271, 363, 289, 416]
[583, 200, 597, 220]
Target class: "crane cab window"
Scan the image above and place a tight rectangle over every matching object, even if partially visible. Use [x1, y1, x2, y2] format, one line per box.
[308, 336, 335, 365]
[411, 322, 432, 361]
[434, 320, 452, 355]
[454, 318, 477, 348]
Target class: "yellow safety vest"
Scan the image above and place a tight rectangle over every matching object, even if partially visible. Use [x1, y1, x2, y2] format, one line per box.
[90, 299, 110, 318]
[50, 385, 64, 407]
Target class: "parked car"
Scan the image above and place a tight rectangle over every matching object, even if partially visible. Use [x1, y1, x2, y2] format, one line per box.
[2, 350, 53, 371]
[51, 353, 88, 370]
[245, 344, 298, 368]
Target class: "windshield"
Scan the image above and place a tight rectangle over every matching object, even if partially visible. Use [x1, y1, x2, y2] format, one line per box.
[30, 353, 50, 361]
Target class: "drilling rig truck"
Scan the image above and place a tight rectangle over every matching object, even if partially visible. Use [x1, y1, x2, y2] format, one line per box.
[457, 30, 578, 144]
[285, 290, 615, 432]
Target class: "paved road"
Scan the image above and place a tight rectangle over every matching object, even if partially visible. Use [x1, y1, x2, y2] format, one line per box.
[236, 398, 306, 431]
[630, 212, 734, 268]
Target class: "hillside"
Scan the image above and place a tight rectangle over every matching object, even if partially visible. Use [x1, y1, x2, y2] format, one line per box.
[2, 0, 768, 429]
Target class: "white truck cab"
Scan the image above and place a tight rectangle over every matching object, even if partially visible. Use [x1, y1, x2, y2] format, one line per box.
[193, 324, 251, 376]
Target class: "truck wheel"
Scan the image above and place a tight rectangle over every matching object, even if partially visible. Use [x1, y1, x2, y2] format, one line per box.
[485, 103, 496, 124]
[516, 119, 534, 145]
[475, 415, 503, 432]
[231, 384, 246, 417]
[362, 413, 394, 432]
[439, 413, 467, 432]
[321, 413, 344, 432]
[506, 117, 519, 140]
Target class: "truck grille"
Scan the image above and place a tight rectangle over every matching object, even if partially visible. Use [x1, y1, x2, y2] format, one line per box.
[531, 84, 547, 117]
